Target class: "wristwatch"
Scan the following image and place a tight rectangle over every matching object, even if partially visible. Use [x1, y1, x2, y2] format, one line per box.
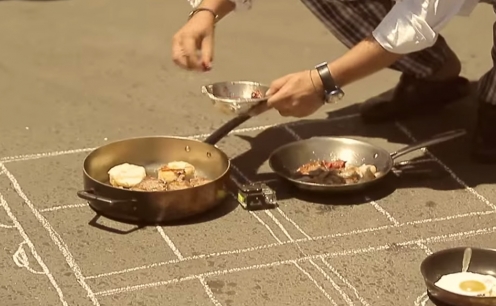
[315, 62, 344, 104]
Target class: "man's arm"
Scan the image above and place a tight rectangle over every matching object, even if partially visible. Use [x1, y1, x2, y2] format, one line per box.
[326, 36, 401, 88]
[322, 0, 468, 88]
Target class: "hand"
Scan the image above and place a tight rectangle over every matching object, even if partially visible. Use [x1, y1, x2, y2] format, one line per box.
[266, 70, 325, 118]
[172, 12, 216, 71]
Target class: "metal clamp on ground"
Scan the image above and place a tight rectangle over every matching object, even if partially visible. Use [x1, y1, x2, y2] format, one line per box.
[236, 183, 278, 211]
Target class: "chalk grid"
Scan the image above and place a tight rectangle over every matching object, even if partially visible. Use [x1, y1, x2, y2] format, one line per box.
[0, 114, 495, 306]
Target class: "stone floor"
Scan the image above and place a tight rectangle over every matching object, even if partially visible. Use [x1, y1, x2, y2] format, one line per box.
[0, 1, 495, 306]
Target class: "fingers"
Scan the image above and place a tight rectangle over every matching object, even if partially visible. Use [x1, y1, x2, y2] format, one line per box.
[172, 35, 188, 69]
[200, 34, 214, 70]
[171, 35, 204, 71]
[183, 37, 203, 70]
[266, 74, 292, 96]
[266, 74, 293, 114]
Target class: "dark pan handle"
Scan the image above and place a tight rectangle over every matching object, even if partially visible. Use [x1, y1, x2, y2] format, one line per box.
[390, 129, 467, 160]
[77, 190, 136, 205]
[204, 114, 252, 145]
[203, 100, 271, 145]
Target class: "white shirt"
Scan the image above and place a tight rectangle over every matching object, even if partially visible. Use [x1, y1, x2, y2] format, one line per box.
[373, 0, 479, 54]
[188, 0, 480, 54]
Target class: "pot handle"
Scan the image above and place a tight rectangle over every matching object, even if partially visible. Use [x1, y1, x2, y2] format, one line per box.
[204, 114, 252, 145]
[390, 129, 467, 160]
[77, 190, 135, 205]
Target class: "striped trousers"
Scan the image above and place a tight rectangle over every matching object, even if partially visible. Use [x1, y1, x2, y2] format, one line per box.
[300, 0, 496, 104]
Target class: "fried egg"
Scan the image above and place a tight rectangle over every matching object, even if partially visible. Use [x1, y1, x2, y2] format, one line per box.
[435, 272, 496, 297]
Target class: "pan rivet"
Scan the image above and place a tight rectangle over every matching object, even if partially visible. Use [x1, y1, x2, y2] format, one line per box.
[185, 146, 191, 152]
[206, 152, 212, 158]
[374, 153, 378, 158]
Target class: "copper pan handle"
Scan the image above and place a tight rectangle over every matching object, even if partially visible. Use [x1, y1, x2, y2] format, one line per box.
[77, 190, 136, 205]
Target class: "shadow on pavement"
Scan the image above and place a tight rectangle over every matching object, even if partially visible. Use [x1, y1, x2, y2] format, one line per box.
[87, 197, 239, 234]
[229, 80, 496, 205]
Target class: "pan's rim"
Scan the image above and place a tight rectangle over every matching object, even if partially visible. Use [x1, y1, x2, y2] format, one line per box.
[420, 246, 496, 271]
[205, 80, 270, 104]
[420, 247, 496, 301]
[268, 136, 393, 188]
[81, 135, 231, 194]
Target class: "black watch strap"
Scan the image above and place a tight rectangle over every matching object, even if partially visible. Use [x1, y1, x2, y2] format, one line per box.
[315, 63, 338, 93]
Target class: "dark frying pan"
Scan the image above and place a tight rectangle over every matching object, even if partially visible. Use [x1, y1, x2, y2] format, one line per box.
[77, 113, 254, 224]
[420, 247, 496, 306]
[269, 129, 466, 192]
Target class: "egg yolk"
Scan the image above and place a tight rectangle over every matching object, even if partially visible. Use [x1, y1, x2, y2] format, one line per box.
[459, 280, 487, 292]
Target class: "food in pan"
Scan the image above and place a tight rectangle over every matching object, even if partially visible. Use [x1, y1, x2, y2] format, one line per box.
[130, 176, 166, 192]
[250, 90, 263, 99]
[158, 161, 196, 183]
[294, 159, 380, 185]
[108, 161, 211, 191]
[435, 272, 496, 297]
[108, 163, 147, 188]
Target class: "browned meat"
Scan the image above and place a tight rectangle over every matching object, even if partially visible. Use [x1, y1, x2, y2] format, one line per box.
[251, 90, 263, 99]
[297, 161, 324, 175]
[165, 174, 211, 190]
[130, 176, 167, 192]
[296, 159, 347, 176]
[188, 177, 211, 187]
[294, 159, 378, 186]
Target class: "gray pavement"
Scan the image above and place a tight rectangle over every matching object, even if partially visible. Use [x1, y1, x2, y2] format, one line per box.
[0, 1, 496, 305]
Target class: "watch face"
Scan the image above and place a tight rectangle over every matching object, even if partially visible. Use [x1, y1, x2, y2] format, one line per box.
[324, 89, 344, 104]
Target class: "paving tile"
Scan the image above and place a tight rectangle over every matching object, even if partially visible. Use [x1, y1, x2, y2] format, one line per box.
[296, 210, 496, 261]
[4, 153, 89, 211]
[86, 242, 302, 293]
[273, 199, 391, 239]
[375, 174, 491, 223]
[204, 262, 335, 306]
[0, 175, 98, 306]
[427, 231, 496, 253]
[324, 248, 428, 305]
[295, 259, 362, 305]
[0, 196, 13, 229]
[164, 206, 284, 256]
[398, 119, 496, 212]
[0, 219, 62, 306]
[42, 207, 179, 277]
[216, 128, 296, 182]
[96, 280, 215, 306]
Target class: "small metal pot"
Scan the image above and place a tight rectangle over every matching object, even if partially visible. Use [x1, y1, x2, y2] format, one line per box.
[202, 81, 270, 116]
